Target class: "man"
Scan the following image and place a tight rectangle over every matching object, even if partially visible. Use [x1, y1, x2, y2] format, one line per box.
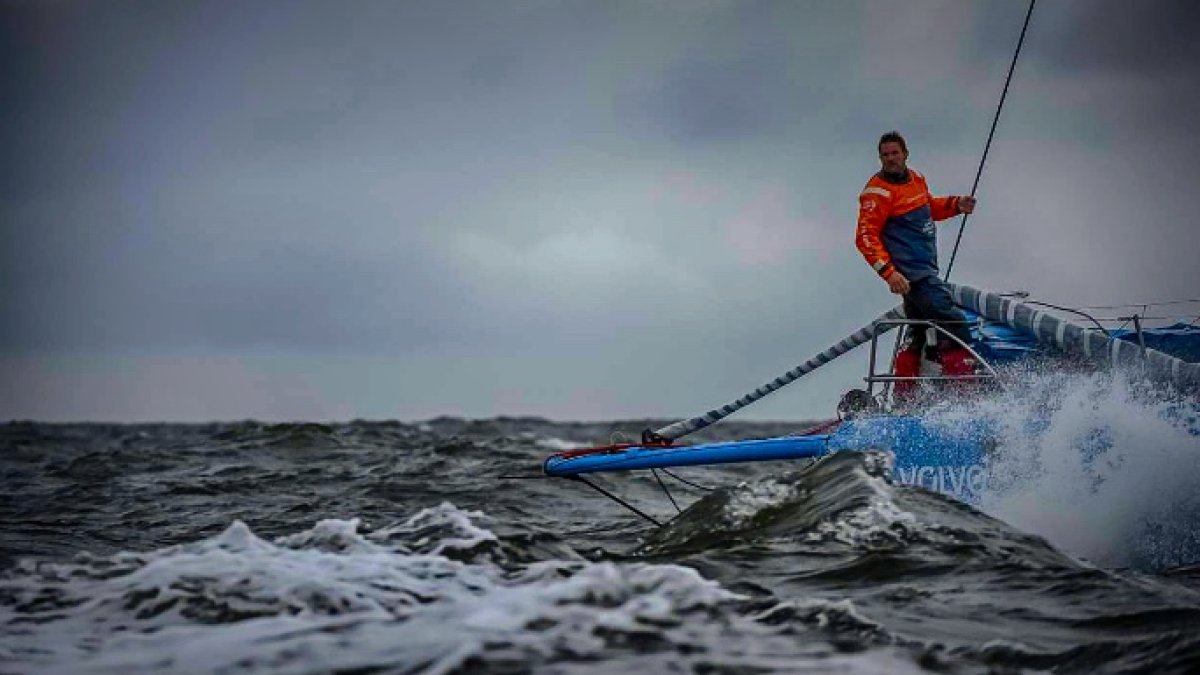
[856, 131, 977, 395]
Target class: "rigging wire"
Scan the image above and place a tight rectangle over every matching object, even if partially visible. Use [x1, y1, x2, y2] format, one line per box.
[569, 475, 662, 527]
[945, 0, 1036, 281]
[1074, 298, 1200, 310]
[660, 467, 715, 492]
[1089, 315, 1200, 323]
[1021, 299, 1110, 336]
[651, 468, 682, 514]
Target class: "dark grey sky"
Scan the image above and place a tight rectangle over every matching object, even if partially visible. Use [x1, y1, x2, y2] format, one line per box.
[3, 0, 1198, 421]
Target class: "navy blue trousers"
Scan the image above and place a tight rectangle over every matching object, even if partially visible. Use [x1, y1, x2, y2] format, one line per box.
[903, 276, 973, 347]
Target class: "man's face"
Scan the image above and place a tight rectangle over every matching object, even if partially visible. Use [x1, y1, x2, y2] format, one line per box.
[879, 142, 907, 174]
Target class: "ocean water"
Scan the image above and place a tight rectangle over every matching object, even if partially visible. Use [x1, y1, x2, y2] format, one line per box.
[3, 378, 1200, 673]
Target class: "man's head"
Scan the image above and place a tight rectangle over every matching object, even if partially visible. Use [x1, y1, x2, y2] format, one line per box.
[878, 130, 908, 175]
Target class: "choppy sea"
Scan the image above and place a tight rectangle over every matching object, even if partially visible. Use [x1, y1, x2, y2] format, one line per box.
[3, 373, 1200, 674]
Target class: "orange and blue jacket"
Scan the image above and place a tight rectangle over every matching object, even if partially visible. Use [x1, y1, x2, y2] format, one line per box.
[856, 169, 961, 283]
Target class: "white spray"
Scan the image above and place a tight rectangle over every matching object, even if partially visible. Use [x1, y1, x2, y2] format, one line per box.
[958, 367, 1200, 570]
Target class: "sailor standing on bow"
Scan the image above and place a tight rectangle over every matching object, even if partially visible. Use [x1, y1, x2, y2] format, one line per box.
[855, 131, 978, 393]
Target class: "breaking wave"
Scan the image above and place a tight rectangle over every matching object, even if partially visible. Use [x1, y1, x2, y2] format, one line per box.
[934, 368, 1200, 569]
[3, 416, 1199, 673]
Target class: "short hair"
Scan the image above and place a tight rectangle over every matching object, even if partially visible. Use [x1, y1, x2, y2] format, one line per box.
[878, 130, 907, 154]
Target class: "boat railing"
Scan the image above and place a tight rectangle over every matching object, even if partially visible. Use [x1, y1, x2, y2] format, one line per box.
[864, 319, 1001, 401]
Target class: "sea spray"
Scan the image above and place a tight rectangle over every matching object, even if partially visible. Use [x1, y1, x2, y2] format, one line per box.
[947, 368, 1200, 570]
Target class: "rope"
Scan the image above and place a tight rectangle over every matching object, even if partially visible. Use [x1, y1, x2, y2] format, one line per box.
[945, 0, 1036, 281]
[570, 476, 662, 527]
[660, 467, 715, 492]
[652, 305, 905, 441]
[1076, 298, 1200, 310]
[652, 469, 682, 514]
[1091, 315, 1200, 323]
[1018, 299, 1199, 325]
[1021, 300, 1110, 336]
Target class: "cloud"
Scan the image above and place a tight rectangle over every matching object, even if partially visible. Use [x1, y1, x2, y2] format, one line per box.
[721, 187, 840, 266]
[0, 355, 339, 423]
[1032, 0, 1200, 77]
[644, 55, 794, 143]
[2, 0, 1197, 421]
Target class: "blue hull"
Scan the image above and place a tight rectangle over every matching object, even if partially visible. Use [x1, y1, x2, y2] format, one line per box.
[543, 415, 993, 503]
[831, 416, 991, 502]
[543, 435, 831, 475]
